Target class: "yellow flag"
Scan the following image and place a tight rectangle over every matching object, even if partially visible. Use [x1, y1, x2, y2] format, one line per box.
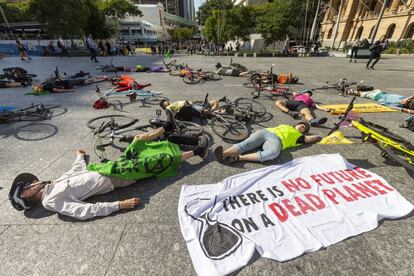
[319, 131, 354, 144]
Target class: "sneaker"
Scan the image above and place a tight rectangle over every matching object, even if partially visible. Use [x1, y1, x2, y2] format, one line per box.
[198, 135, 210, 159]
[370, 66, 375, 70]
[214, 146, 224, 163]
[310, 117, 328, 127]
[366, 66, 370, 70]
[287, 111, 300, 119]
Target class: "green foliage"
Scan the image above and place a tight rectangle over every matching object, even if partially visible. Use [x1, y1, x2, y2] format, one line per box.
[100, 0, 142, 19]
[83, 0, 113, 39]
[29, 0, 89, 37]
[197, 0, 233, 25]
[170, 27, 193, 42]
[0, 1, 34, 22]
[203, 10, 229, 44]
[255, 1, 299, 46]
[223, 5, 255, 41]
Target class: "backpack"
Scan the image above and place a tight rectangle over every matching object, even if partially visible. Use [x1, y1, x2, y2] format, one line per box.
[356, 84, 374, 92]
[402, 116, 414, 131]
[174, 103, 194, 121]
[93, 98, 109, 109]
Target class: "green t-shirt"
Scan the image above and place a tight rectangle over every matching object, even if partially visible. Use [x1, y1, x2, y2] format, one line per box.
[88, 140, 182, 181]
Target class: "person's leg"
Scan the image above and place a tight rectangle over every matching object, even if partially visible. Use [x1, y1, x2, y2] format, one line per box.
[370, 55, 381, 68]
[275, 99, 289, 113]
[250, 135, 282, 162]
[349, 48, 355, 62]
[181, 151, 195, 160]
[223, 129, 267, 158]
[354, 48, 359, 62]
[210, 100, 219, 111]
[300, 107, 314, 121]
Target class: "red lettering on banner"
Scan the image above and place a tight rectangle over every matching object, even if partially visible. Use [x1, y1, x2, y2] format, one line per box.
[365, 181, 387, 195]
[281, 199, 301, 216]
[370, 179, 394, 192]
[336, 170, 354, 181]
[342, 185, 366, 200]
[319, 173, 336, 184]
[310, 174, 323, 186]
[281, 180, 299, 193]
[352, 182, 378, 197]
[327, 172, 344, 183]
[268, 203, 288, 222]
[322, 189, 339, 204]
[296, 178, 311, 189]
[354, 167, 373, 178]
[304, 194, 326, 209]
[345, 169, 366, 181]
[294, 196, 316, 214]
[332, 188, 354, 202]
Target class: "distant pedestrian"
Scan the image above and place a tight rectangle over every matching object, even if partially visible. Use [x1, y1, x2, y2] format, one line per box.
[366, 35, 387, 70]
[105, 40, 112, 56]
[126, 42, 132, 55]
[349, 39, 360, 63]
[48, 41, 55, 53]
[57, 37, 70, 57]
[86, 34, 99, 63]
[16, 39, 31, 61]
[98, 40, 106, 56]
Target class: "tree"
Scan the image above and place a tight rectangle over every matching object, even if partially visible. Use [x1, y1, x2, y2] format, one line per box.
[29, 0, 89, 37]
[100, 0, 142, 19]
[255, 1, 299, 46]
[223, 5, 256, 42]
[203, 10, 229, 44]
[83, 0, 113, 39]
[197, 0, 233, 26]
[170, 27, 193, 42]
[0, 1, 34, 23]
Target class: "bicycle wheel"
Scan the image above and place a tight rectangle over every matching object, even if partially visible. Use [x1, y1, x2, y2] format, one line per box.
[204, 71, 220, 81]
[169, 69, 181, 76]
[175, 120, 204, 136]
[211, 115, 249, 143]
[144, 95, 169, 105]
[381, 145, 414, 174]
[362, 120, 413, 148]
[86, 114, 138, 135]
[111, 124, 154, 150]
[235, 98, 267, 117]
[183, 75, 201, 84]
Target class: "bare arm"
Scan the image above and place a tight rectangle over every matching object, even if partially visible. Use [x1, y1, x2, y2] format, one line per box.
[304, 135, 322, 144]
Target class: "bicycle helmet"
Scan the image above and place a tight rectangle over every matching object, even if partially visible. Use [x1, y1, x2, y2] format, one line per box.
[136, 65, 144, 72]
[215, 63, 222, 69]
[9, 173, 39, 211]
[32, 84, 43, 93]
[300, 89, 313, 96]
[295, 121, 311, 134]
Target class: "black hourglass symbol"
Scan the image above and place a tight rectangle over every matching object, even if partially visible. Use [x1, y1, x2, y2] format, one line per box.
[184, 196, 242, 260]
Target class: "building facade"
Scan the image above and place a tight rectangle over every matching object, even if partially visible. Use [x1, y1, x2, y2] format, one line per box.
[233, 0, 271, 6]
[320, 0, 414, 48]
[131, 0, 180, 16]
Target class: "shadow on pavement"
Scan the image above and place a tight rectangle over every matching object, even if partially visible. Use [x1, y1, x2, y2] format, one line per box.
[0, 121, 60, 141]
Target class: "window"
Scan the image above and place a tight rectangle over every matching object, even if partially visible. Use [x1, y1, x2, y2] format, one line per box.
[403, 23, 414, 39]
[355, 26, 364, 40]
[368, 25, 376, 39]
[327, 28, 333, 39]
[385, 23, 396, 39]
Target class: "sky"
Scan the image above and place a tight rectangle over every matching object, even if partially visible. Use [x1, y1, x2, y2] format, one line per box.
[194, 0, 206, 11]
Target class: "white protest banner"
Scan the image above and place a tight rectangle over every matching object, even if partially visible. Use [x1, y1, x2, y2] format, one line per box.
[178, 154, 414, 276]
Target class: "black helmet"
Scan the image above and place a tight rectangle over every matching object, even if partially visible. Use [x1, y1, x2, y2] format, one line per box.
[295, 121, 311, 134]
[215, 63, 222, 69]
[9, 173, 38, 211]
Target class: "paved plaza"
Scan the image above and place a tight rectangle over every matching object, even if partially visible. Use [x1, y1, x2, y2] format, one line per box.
[0, 54, 413, 275]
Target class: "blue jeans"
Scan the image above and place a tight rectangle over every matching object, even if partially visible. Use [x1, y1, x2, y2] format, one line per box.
[234, 129, 282, 162]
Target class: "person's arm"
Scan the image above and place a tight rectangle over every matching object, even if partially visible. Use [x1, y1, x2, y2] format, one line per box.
[401, 108, 414, 114]
[304, 135, 322, 144]
[58, 198, 139, 221]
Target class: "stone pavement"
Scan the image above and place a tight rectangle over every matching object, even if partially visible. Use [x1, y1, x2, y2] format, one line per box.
[0, 54, 413, 275]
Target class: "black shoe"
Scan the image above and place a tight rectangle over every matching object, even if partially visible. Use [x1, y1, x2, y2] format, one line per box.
[287, 111, 299, 119]
[218, 96, 227, 102]
[366, 66, 370, 70]
[370, 66, 375, 70]
[214, 146, 224, 163]
[198, 135, 210, 159]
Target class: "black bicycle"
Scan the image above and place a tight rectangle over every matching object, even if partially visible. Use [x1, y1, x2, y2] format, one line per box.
[315, 78, 359, 96]
[203, 95, 268, 142]
[86, 110, 204, 161]
[0, 103, 63, 123]
[0, 67, 37, 86]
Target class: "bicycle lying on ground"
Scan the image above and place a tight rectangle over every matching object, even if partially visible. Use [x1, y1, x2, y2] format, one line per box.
[0, 67, 37, 86]
[163, 59, 191, 76]
[96, 85, 168, 105]
[314, 78, 359, 96]
[86, 110, 203, 161]
[182, 70, 220, 84]
[0, 103, 62, 123]
[328, 97, 414, 174]
[202, 94, 268, 142]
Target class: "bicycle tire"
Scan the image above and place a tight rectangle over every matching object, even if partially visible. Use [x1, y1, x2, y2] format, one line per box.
[86, 114, 138, 134]
[361, 120, 413, 148]
[211, 115, 249, 143]
[183, 75, 201, 84]
[204, 71, 220, 81]
[169, 70, 181, 76]
[175, 120, 204, 136]
[144, 95, 169, 105]
[235, 98, 267, 117]
[381, 145, 414, 174]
